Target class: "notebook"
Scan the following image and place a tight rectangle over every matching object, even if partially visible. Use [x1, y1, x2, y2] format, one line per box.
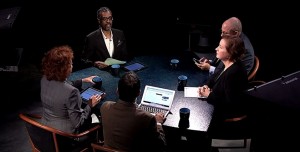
[123, 62, 146, 72]
[184, 87, 206, 99]
[138, 85, 176, 117]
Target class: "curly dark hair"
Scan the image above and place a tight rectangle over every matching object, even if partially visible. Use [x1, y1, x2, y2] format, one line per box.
[41, 45, 73, 81]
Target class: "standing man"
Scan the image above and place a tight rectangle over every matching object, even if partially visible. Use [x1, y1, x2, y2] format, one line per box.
[82, 7, 129, 69]
[196, 17, 255, 75]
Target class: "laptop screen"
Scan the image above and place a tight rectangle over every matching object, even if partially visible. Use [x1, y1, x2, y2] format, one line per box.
[140, 85, 175, 109]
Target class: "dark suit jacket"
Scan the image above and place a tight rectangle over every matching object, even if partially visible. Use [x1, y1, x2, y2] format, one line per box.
[100, 100, 166, 152]
[82, 28, 128, 66]
[240, 33, 255, 74]
[40, 76, 92, 134]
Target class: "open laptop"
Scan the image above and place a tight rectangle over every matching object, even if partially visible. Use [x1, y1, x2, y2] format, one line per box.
[138, 85, 176, 117]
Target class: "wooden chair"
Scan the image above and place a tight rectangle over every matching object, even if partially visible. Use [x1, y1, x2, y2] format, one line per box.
[19, 113, 101, 152]
[91, 142, 123, 152]
[211, 80, 266, 151]
[210, 116, 251, 150]
[248, 55, 260, 81]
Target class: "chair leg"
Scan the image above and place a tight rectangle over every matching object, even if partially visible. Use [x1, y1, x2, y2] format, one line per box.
[250, 138, 255, 152]
[210, 147, 219, 152]
[243, 139, 247, 148]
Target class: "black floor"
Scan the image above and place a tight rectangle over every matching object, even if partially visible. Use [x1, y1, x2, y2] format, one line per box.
[0, 63, 42, 152]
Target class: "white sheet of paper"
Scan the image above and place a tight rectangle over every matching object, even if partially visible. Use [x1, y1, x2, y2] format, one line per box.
[91, 113, 100, 123]
[184, 87, 201, 98]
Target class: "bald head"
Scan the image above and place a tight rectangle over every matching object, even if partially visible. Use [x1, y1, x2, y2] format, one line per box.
[221, 17, 242, 37]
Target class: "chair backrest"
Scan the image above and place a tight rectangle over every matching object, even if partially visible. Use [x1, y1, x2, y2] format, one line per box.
[211, 114, 251, 149]
[91, 143, 123, 152]
[248, 56, 260, 81]
[19, 113, 100, 152]
[247, 80, 266, 89]
[211, 80, 266, 150]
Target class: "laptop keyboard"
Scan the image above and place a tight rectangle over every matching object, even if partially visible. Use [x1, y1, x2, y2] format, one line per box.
[138, 105, 168, 116]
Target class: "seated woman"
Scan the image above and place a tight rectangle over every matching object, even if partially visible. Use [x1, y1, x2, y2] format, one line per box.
[198, 36, 249, 137]
[40, 45, 102, 135]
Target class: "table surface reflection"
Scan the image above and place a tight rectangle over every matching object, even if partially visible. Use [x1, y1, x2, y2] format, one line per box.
[68, 52, 214, 132]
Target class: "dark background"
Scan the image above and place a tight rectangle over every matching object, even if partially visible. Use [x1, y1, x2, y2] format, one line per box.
[0, 1, 299, 151]
[1, 0, 299, 82]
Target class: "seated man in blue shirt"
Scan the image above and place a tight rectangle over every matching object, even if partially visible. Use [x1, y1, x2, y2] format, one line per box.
[195, 17, 255, 76]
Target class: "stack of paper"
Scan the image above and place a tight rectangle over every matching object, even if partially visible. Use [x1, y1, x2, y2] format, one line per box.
[104, 58, 126, 65]
[184, 87, 206, 99]
[91, 113, 100, 123]
[184, 87, 200, 97]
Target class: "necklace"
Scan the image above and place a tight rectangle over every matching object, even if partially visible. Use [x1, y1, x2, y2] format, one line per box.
[223, 62, 233, 71]
[215, 62, 234, 82]
[215, 70, 225, 82]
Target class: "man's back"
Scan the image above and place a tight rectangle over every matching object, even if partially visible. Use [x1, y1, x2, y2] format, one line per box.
[240, 33, 255, 74]
[100, 100, 166, 152]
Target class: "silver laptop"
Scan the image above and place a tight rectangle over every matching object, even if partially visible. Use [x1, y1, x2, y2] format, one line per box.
[138, 85, 176, 117]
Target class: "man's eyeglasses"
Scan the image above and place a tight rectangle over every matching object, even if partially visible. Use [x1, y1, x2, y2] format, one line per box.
[221, 31, 231, 36]
[99, 16, 113, 22]
[221, 30, 238, 36]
